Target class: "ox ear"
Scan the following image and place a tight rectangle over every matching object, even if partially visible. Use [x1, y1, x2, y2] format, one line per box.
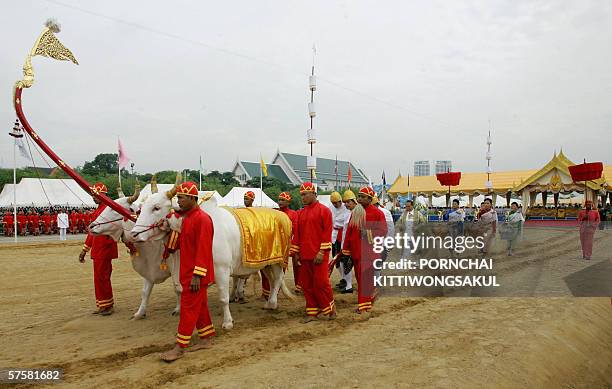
[151, 175, 158, 194]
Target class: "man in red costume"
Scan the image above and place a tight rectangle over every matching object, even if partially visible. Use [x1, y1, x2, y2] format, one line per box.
[4, 211, 14, 236]
[41, 210, 51, 235]
[243, 190, 272, 300]
[161, 181, 215, 362]
[578, 200, 600, 260]
[29, 210, 40, 236]
[17, 210, 27, 236]
[70, 210, 79, 234]
[278, 191, 300, 293]
[78, 183, 118, 316]
[291, 182, 336, 322]
[341, 186, 387, 318]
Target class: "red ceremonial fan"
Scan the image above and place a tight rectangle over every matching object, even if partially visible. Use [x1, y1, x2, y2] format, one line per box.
[436, 172, 461, 187]
[568, 162, 603, 182]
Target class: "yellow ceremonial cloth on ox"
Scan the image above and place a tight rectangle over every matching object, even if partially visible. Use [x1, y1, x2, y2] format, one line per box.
[223, 207, 292, 268]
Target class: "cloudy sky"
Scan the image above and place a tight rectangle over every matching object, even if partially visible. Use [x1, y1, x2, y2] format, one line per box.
[1, 0, 610, 181]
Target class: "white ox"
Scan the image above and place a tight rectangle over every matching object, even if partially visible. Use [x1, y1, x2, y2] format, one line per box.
[89, 191, 182, 320]
[130, 187, 293, 330]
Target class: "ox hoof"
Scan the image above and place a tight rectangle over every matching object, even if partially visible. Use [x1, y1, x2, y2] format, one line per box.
[263, 302, 278, 310]
[171, 310, 180, 316]
[222, 321, 234, 330]
[131, 313, 146, 320]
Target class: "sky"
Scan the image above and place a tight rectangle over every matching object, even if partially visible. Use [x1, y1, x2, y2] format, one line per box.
[1, 0, 610, 183]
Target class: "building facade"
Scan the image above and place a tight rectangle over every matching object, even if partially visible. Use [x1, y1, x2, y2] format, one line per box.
[232, 150, 369, 191]
[435, 160, 453, 174]
[414, 160, 431, 176]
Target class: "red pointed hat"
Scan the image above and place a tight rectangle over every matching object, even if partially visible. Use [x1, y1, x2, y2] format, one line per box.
[359, 186, 375, 198]
[92, 182, 108, 194]
[278, 192, 292, 201]
[300, 182, 316, 193]
[244, 191, 255, 200]
[177, 181, 199, 197]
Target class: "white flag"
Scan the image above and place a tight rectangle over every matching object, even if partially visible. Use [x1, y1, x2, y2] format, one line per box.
[15, 138, 31, 161]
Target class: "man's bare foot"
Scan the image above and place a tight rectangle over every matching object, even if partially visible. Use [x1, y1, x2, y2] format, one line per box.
[100, 307, 114, 316]
[160, 345, 185, 362]
[319, 312, 337, 321]
[300, 315, 318, 323]
[355, 310, 371, 321]
[188, 338, 213, 352]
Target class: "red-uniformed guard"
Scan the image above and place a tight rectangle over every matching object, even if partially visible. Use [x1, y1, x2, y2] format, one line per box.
[69, 210, 78, 234]
[41, 210, 51, 235]
[341, 186, 387, 317]
[161, 181, 215, 362]
[291, 182, 336, 322]
[243, 190, 271, 299]
[29, 211, 40, 236]
[78, 183, 118, 316]
[4, 211, 14, 236]
[17, 210, 27, 236]
[77, 210, 85, 233]
[278, 191, 301, 293]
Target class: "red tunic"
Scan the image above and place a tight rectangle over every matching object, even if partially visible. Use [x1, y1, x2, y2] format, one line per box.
[291, 201, 332, 260]
[84, 205, 118, 260]
[178, 206, 215, 287]
[279, 207, 298, 238]
[42, 214, 51, 228]
[70, 212, 78, 227]
[5, 213, 13, 226]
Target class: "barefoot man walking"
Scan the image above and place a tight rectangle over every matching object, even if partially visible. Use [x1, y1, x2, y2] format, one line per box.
[291, 182, 336, 322]
[161, 181, 216, 362]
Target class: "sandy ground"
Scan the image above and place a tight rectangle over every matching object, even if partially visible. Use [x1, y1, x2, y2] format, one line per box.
[0, 228, 611, 388]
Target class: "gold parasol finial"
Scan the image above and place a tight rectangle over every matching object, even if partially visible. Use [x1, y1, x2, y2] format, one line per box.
[15, 19, 78, 91]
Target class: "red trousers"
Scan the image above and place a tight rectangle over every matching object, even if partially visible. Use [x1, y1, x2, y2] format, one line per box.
[260, 270, 270, 299]
[299, 260, 335, 317]
[579, 228, 595, 258]
[93, 256, 114, 309]
[176, 285, 215, 348]
[354, 256, 374, 312]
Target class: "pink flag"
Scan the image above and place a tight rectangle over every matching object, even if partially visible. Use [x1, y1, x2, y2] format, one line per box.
[118, 138, 130, 168]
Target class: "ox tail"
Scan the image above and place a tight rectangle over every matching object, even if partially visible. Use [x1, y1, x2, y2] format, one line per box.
[280, 276, 295, 301]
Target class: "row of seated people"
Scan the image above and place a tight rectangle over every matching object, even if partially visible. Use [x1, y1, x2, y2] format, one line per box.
[0, 207, 96, 236]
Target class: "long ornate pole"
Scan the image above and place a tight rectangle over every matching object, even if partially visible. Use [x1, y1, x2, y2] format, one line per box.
[307, 45, 317, 184]
[12, 20, 135, 221]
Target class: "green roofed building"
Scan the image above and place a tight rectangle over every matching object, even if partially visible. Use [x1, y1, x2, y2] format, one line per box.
[232, 150, 369, 191]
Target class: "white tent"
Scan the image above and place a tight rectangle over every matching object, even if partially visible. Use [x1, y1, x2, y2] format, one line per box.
[135, 184, 222, 204]
[220, 187, 278, 208]
[0, 178, 95, 207]
[318, 194, 332, 208]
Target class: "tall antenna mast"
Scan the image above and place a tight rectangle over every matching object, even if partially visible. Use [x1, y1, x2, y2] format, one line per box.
[306, 44, 317, 184]
[485, 120, 493, 195]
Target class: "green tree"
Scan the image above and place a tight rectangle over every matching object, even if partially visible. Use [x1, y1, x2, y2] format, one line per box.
[82, 153, 120, 176]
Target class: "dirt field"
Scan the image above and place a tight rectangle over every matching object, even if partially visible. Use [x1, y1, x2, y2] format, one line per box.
[0, 228, 611, 388]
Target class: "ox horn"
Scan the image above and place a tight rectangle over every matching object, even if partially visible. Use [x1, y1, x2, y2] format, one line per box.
[128, 180, 141, 204]
[165, 172, 182, 199]
[117, 186, 125, 198]
[150, 175, 158, 194]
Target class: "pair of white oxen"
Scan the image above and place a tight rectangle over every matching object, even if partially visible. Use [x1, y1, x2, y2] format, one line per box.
[89, 186, 292, 330]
